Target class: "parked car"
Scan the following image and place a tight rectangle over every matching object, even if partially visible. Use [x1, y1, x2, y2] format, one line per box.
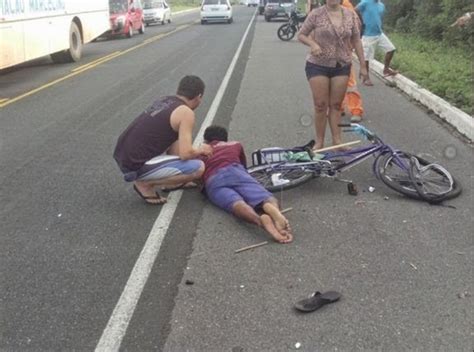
[143, 0, 171, 25]
[107, 0, 145, 38]
[264, 0, 295, 21]
[201, 0, 233, 24]
[247, 0, 259, 6]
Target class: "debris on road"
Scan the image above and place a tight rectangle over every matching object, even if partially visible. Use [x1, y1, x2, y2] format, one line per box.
[348, 182, 358, 196]
[281, 207, 293, 214]
[457, 291, 471, 299]
[235, 241, 269, 254]
[368, 186, 375, 193]
[295, 342, 302, 349]
[409, 263, 418, 270]
[384, 196, 389, 200]
[185, 280, 194, 285]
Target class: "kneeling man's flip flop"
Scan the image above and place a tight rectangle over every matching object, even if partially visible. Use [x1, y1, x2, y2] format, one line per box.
[294, 291, 341, 312]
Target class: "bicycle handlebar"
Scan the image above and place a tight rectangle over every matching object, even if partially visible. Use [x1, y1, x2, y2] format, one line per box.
[337, 123, 378, 142]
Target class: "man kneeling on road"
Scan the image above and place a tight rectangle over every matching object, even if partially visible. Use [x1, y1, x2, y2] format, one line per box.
[200, 125, 293, 244]
[113, 75, 212, 205]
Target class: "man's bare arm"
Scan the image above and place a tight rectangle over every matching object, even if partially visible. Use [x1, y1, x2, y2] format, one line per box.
[173, 107, 212, 160]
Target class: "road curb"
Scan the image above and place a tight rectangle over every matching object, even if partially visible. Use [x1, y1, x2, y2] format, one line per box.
[369, 59, 473, 142]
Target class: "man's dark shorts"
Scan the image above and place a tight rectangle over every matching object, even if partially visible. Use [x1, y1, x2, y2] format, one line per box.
[205, 164, 273, 213]
[305, 61, 351, 80]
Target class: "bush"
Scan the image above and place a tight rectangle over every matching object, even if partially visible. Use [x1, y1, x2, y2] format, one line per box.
[383, 0, 473, 49]
[375, 32, 472, 114]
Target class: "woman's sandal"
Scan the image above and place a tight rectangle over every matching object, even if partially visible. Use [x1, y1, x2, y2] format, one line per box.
[294, 291, 341, 312]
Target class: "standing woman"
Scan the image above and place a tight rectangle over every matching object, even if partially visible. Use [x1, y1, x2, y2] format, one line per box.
[298, 0, 368, 150]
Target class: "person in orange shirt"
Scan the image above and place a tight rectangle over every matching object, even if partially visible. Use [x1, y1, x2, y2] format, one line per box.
[341, 0, 365, 122]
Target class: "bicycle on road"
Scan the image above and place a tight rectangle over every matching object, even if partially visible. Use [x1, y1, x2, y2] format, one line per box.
[247, 123, 462, 203]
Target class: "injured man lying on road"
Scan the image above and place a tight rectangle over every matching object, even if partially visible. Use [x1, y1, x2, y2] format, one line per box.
[199, 125, 293, 244]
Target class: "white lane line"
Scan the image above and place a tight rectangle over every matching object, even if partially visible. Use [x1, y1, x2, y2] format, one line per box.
[95, 12, 257, 352]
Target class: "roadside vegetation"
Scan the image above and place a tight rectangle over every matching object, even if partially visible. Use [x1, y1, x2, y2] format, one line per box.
[375, 33, 472, 114]
[379, 0, 473, 114]
[169, 0, 200, 12]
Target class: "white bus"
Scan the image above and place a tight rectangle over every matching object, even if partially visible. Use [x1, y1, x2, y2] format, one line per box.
[0, 0, 110, 69]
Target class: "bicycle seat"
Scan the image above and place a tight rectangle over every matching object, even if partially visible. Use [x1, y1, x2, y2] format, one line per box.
[294, 140, 315, 151]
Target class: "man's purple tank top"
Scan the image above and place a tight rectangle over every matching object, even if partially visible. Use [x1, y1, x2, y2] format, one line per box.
[113, 96, 185, 172]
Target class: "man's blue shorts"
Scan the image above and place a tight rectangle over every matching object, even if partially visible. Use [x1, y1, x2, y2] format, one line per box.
[121, 155, 203, 182]
[205, 164, 273, 213]
[137, 156, 202, 181]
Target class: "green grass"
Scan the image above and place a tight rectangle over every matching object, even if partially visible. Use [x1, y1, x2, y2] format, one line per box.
[375, 32, 473, 115]
[169, 0, 200, 12]
[171, 4, 199, 12]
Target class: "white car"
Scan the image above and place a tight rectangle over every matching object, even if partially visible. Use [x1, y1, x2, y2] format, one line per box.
[143, 0, 171, 26]
[201, 0, 233, 24]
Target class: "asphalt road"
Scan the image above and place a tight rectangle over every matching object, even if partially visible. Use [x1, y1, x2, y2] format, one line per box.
[1, 6, 473, 352]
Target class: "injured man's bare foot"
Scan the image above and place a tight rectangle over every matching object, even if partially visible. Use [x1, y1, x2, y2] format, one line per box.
[260, 214, 293, 244]
[262, 202, 293, 238]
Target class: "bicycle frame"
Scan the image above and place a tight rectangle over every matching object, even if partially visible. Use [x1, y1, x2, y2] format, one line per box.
[323, 143, 392, 177]
[249, 123, 458, 201]
[250, 123, 410, 180]
[320, 124, 412, 178]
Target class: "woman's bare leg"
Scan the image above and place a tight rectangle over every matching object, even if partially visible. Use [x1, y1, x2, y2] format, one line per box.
[308, 76, 330, 150]
[328, 75, 350, 146]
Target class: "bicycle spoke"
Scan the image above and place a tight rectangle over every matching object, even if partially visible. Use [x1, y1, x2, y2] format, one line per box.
[412, 171, 452, 195]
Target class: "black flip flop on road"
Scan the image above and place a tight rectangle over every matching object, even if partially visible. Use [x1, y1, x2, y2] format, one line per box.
[294, 291, 341, 313]
[133, 185, 166, 205]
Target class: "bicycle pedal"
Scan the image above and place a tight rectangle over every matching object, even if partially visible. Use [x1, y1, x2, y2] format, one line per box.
[347, 182, 358, 196]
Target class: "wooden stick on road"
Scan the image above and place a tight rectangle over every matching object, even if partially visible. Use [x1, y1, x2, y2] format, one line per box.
[281, 207, 293, 214]
[313, 140, 361, 153]
[235, 241, 269, 254]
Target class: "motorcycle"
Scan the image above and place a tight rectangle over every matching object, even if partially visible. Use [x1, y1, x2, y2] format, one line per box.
[277, 10, 306, 41]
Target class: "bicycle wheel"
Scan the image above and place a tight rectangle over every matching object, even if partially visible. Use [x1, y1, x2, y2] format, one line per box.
[377, 151, 461, 201]
[408, 157, 462, 203]
[247, 164, 313, 192]
[277, 24, 296, 41]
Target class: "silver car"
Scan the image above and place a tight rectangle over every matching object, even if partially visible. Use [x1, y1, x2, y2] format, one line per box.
[201, 0, 233, 24]
[143, 0, 171, 26]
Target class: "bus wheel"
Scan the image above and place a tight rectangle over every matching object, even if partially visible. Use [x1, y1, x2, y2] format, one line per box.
[67, 22, 82, 62]
[51, 22, 82, 63]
